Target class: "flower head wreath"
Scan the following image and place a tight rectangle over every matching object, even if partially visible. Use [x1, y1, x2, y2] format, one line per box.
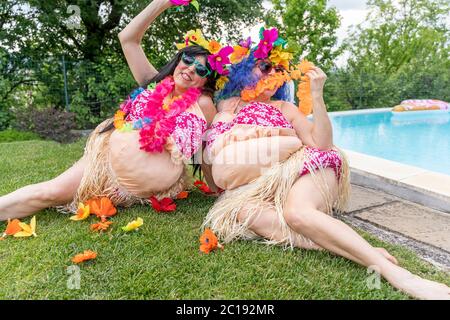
[214, 27, 317, 115]
[175, 25, 316, 115]
[176, 29, 234, 76]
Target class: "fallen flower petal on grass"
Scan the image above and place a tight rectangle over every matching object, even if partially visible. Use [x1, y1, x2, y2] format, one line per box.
[176, 191, 189, 199]
[150, 197, 177, 212]
[70, 203, 91, 221]
[122, 217, 144, 232]
[87, 197, 117, 219]
[2, 219, 22, 237]
[90, 220, 113, 233]
[199, 228, 223, 254]
[14, 216, 37, 238]
[72, 250, 97, 264]
[194, 180, 214, 194]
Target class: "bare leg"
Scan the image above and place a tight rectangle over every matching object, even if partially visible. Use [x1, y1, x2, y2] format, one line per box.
[0, 157, 87, 221]
[237, 203, 399, 265]
[282, 168, 449, 300]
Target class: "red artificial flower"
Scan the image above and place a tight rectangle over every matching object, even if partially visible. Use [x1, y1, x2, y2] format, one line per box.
[150, 196, 177, 212]
[194, 180, 214, 194]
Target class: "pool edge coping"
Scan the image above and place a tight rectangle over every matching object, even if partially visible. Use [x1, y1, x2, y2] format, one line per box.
[343, 149, 450, 214]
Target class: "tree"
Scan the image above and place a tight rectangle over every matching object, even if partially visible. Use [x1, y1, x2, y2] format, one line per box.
[264, 0, 342, 70]
[344, 0, 449, 75]
[325, 0, 450, 110]
[0, 0, 264, 125]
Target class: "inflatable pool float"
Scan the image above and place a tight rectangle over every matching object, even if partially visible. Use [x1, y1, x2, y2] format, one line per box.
[392, 99, 450, 112]
[390, 99, 450, 125]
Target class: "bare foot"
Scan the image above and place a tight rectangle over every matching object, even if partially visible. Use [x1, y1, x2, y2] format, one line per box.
[384, 265, 450, 300]
[375, 247, 399, 265]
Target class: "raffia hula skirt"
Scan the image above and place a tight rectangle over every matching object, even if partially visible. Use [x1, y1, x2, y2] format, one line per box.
[202, 143, 351, 249]
[57, 118, 189, 214]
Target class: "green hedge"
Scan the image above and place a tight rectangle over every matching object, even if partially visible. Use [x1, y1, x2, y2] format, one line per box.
[0, 129, 41, 143]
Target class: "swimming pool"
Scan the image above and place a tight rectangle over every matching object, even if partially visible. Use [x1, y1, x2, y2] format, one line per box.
[330, 109, 450, 176]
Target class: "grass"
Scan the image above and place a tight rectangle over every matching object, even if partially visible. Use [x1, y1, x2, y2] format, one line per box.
[0, 129, 41, 143]
[0, 138, 449, 300]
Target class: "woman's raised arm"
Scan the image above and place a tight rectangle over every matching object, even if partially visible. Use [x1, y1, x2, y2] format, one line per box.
[118, 0, 173, 86]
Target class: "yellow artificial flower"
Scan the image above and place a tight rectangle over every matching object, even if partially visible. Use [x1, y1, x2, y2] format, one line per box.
[176, 29, 209, 50]
[70, 203, 91, 221]
[215, 76, 229, 90]
[269, 46, 293, 70]
[14, 216, 37, 237]
[122, 217, 144, 232]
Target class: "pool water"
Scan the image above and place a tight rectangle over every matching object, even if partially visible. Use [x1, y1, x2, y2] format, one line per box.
[330, 110, 450, 176]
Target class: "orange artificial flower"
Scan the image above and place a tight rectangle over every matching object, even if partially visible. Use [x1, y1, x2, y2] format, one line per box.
[199, 229, 223, 254]
[72, 250, 97, 264]
[241, 72, 291, 102]
[113, 110, 126, 130]
[230, 45, 249, 64]
[90, 220, 113, 232]
[208, 40, 222, 54]
[176, 191, 189, 199]
[289, 60, 315, 116]
[87, 197, 117, 219]
[298, 80, 313, 115]
[298, 59, 315, 74]
[2, 219, 23, 237]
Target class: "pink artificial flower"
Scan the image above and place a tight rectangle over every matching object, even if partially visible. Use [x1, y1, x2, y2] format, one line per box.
[254, 28, 279, 60]
[207, 46, 234, 75]
[170, 0, 191, 6]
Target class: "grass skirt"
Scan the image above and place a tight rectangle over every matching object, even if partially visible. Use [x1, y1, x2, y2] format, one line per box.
[202, 146, 351, 248]
[57, 118, 188, 214]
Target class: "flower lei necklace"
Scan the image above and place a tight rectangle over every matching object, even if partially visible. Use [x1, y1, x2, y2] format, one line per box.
[240, 60, 316, 115]
[114, 77, 201, 153]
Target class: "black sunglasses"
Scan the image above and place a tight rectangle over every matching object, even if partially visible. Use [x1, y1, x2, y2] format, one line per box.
[257, 60, 285, 74]
[181, 53, 212, 78]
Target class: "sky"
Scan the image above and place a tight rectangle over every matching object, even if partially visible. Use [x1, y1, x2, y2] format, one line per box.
[243, 0, 371, 67]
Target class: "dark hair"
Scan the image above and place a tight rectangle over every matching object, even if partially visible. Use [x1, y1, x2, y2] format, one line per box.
[100, 45, 218, 134]
[144, 45, 219, 97]
[100, 46, 217, 180]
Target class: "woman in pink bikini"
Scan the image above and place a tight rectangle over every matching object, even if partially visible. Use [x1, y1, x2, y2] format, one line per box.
[203, 27, 450, 300]
[0, 0, 222, 218]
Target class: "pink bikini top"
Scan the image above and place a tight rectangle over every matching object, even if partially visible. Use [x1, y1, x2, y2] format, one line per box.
[125, 88, 207, 159]
[206, 101, 293, 149]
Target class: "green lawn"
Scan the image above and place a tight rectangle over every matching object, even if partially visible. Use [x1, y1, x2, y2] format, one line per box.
[0, 138, 448, 299]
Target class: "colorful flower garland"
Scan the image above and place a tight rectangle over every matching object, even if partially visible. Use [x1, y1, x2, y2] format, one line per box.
[114, 77, 201, 153]
[241, 72, 291, 102]
[239, 59, 316, 116]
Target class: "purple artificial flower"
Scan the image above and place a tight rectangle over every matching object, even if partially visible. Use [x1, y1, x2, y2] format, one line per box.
[239, 37, 252, 49]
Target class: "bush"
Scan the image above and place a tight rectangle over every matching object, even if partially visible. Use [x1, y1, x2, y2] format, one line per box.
[13, 106, 79, 143]
[0, 109, 13, 131]
[0, 129, 41, 143]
